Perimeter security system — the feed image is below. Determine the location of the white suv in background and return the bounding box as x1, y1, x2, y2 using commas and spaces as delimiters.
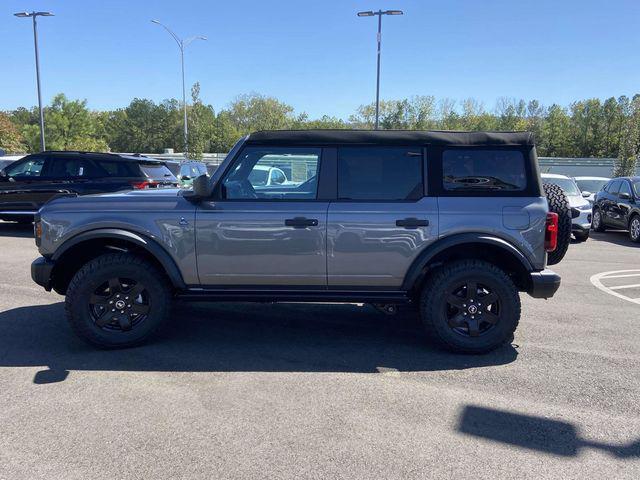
573, 176, 610, 206
542, 173, 592, 242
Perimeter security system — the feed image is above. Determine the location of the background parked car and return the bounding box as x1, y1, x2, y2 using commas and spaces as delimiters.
541, 173, 592, 242
592, 176, 640, 242
177, 161, 208, 187
573, 176, 610, 206
0, 151, 178, 223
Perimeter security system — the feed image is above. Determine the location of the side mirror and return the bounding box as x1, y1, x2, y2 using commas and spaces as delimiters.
191, 174, 211, 198
581, 191, 591, 198
619, 192, 632, 200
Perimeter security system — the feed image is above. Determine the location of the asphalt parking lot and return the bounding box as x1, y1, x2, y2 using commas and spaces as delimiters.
0, 222, 638, 479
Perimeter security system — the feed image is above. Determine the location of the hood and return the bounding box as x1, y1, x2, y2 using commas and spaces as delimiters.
41, 188, 187, 213
566, 194, 590, 209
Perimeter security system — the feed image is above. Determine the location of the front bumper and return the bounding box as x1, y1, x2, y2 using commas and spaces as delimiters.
527, 269, 561, 299
31, 256, 54, 291
571, 208, 592, 232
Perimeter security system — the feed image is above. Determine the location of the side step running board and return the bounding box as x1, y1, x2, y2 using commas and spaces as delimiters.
177, 288, 411, 304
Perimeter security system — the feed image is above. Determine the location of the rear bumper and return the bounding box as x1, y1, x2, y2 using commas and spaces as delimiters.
31, 256, 54, 291
527, 269, 561, 299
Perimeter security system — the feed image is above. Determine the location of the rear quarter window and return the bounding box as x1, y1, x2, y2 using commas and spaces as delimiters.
442, 149, 526, 192
139, 163, 177, 181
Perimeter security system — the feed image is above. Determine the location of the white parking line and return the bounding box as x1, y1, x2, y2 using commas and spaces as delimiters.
609, 283, 640, 290
601, 273, 640, 279
590, 270, 640, 305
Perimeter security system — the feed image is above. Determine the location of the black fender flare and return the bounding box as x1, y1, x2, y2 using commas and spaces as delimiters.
402, 233, 534, 291
52, 228, 187, 290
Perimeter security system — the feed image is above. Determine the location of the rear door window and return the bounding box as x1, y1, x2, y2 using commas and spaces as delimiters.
337, 147, 423, 200
442, 149, 526, 192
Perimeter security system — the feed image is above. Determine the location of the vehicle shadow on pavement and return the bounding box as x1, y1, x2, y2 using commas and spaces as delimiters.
458, 405, 640, 458
0, 222, 33, 238
590, 230, 640, 248
0, 301, 517, 383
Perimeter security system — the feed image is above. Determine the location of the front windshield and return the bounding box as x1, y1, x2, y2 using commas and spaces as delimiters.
575, 179, 608, 193
542, 177, 581, 196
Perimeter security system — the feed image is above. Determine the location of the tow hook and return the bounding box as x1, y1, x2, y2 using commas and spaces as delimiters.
373, 304, 398, 315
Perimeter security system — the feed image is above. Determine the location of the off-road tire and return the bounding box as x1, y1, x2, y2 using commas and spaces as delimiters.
543, 182, 571, 265
592, 208, 606, 232
420, 260, 521, 354
65, 252, 172, 348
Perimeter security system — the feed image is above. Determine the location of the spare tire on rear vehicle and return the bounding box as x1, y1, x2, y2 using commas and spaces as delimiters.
543, 182, 571, 266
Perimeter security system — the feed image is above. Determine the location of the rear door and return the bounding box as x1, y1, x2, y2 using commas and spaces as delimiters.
196, 146, 328, 286
327, 146, 438, 287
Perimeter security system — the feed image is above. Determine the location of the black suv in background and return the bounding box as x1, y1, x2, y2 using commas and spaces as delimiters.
592, 176, 640, 242
0, 151, 178, 223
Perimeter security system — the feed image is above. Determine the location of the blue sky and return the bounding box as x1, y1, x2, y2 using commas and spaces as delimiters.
2, 0, 639, 119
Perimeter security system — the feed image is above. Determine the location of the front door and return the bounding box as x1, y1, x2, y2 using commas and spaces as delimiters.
196, 146, 328, 286
0, 155, 49, 214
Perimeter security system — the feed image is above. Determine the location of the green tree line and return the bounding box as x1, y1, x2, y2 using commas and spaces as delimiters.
2, 89, 639, 174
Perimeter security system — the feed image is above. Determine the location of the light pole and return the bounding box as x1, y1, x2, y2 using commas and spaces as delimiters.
14, 11, 54, 152
357, 10, 403, 130
152, 20, 206, 158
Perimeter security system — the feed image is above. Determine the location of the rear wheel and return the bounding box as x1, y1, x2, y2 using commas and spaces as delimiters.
543, 183, 571, 265
420, 260, 520, 354
65, 252, 172, 348
592, 208, 606, 232
629, 215, 640, 243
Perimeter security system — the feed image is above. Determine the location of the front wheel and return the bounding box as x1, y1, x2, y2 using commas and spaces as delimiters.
420, 260, 521, 354
592, 209, 606, 232
629, 215, 640, 243
65, 252, 172, 348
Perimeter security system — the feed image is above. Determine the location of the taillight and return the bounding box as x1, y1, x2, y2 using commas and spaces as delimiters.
130, 181, 158, 189
545, 212, 558, 252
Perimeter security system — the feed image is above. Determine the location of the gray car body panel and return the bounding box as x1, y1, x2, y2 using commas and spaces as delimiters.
37, 188, 199, 285
36, 132, 552, 295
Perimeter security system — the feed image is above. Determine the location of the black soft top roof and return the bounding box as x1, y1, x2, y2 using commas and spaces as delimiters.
246, 129, 534, 147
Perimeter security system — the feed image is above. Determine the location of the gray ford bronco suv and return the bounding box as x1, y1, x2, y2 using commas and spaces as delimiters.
31, 130, 563, 353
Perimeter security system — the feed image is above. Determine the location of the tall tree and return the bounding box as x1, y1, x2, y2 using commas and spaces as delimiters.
0, 112, 25, 153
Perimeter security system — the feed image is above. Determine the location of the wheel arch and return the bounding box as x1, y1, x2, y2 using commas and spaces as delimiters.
50, 229, 186, 294
402, 233, 534, 294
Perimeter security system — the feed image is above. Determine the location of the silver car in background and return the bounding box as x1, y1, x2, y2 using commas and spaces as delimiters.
542, 173, 592, 242
573, 176, 610, 206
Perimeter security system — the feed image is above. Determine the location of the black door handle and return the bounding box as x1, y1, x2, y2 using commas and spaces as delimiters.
396, 217, 429, 228
285, 217, 319, 228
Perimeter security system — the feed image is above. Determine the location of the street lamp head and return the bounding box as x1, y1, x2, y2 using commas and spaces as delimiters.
14, 11, 54, 17
198, 36, 207, 41
357, 11, 374, 17
151, 19, 160, 24
383, 10, 404, 15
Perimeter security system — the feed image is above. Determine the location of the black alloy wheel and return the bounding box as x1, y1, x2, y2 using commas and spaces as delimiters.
445, 280, 500, 337
88, 277, 151, 332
